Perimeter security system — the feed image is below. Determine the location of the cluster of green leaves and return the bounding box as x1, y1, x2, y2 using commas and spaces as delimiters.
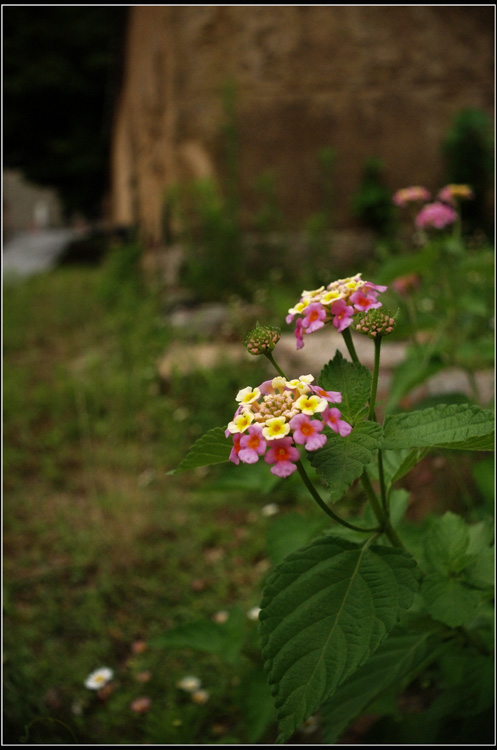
377, 236, 494, 410
173, 349, 494, 743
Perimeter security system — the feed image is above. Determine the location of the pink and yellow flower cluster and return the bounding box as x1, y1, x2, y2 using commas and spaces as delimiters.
226, 375, 351, 478
286, 274, 387, 349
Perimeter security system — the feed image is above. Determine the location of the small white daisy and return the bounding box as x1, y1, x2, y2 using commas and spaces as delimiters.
84, 667, 114, 690
261, 503, 279, 517
176, 675, 202, 693
247, 606, 261, 621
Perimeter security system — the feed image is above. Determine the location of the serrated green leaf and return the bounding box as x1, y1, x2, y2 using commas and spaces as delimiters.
466, 520, 494, 553
170, 426, 231, 474
320, 631, 437, 743
424, 512, 470, 575
259, 536, 419, 743
318, 351, 371, 424
152, 606, 246, 665
420, 574, 482, 628
309, 421, 383, 502
463, 546, 495, 589
382, 404, 494, 452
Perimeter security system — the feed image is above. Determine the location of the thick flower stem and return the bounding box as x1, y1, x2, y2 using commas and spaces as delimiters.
340, 327, 360, 365
360, 472, 403, 548
296, 460, 379, 534
367, 336, 389, 512
264, 351, 287, 379
368, 336, 382, 421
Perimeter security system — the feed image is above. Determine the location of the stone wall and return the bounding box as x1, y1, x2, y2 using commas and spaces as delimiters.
109, 6, 494, 244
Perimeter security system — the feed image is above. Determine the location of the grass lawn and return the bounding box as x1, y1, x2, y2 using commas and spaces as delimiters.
3, 245, 332, 744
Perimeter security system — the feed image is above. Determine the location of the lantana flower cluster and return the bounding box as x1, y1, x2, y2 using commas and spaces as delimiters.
415, 201, 458, 231
393, 183, 473, 231
226, 375, 351, 478
286, 274, 387, 349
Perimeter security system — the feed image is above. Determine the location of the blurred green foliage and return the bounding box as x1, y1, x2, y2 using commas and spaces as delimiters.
351, 156, 396, 238
441, 108, 494, 234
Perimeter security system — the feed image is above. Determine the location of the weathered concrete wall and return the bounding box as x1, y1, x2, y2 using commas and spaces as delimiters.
109, 6, 494, 243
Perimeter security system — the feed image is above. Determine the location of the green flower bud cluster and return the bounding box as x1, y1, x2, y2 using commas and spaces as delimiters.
243, 324, 281, 355
354, 309, 396, 339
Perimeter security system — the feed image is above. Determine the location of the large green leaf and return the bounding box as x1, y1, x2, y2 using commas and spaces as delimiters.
320, 631, 439, 743
318, 351, 371, 424
309, 421, 383, 502
259, 536, 419, 743
382, 404, 494, 452
169, 426, 231, 474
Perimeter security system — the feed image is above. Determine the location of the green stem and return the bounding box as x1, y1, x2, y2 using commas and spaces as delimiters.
368, 336, 382, 421
378, 452, 389, 513
360, 472, 404, 548
367, 336, 389, 512
341, 327, 360, 365
264, 351, 287, 379
297, 460, 379, 533
466, 368, 481, 404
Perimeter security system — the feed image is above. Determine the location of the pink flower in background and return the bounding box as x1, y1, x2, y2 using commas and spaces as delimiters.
392, 273, 420, 297
130, 696, 152, 713
265, 437, 300, 477
289, 414, 327, 451
322, 407, 353, 437
393, 186, 431, 207
438, 184, 474, 205
415, 201, 458, 230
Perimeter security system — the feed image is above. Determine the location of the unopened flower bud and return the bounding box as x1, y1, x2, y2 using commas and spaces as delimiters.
354, 309, 397, 339
243, 324, 281, 355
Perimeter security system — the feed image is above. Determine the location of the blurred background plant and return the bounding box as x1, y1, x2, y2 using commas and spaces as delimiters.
441, 107, 494, 236
375, 183, 494, 413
